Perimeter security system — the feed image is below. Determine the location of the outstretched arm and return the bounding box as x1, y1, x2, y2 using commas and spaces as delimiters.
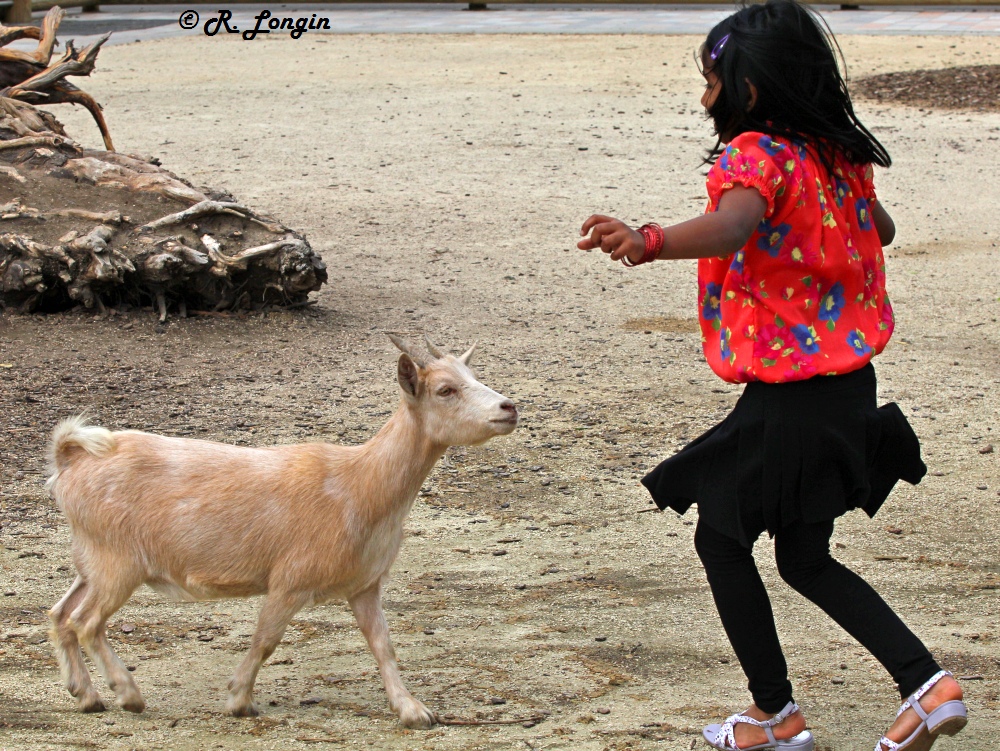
578, 185, 767, 264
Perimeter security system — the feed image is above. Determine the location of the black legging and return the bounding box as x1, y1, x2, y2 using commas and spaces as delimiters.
694, 517, 940, 713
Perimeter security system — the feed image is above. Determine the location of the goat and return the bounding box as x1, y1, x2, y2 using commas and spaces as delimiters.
44, 335, 518, 728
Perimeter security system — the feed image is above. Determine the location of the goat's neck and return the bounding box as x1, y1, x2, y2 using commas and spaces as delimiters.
353, 402, 445, 517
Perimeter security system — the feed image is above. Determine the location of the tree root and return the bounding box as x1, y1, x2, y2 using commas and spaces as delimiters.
1, 199, 124, 223
142, 200, 287, 234
0, 134, 71, 151
63, 156, 208, 204
0, 165, 25, 182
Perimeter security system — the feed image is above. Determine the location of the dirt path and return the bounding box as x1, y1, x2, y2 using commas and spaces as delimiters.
1, 33, 998, 751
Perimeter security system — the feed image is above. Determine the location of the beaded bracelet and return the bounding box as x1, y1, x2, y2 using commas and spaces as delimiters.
622, 223, 664, 267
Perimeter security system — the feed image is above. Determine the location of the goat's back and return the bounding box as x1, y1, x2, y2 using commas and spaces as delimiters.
47, 419, 368, 599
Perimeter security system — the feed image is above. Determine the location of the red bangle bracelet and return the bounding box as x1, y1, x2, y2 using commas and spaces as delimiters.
622, 223, 664, 267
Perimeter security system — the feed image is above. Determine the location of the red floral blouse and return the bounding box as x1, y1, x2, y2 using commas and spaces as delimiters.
698, 132, 894, 384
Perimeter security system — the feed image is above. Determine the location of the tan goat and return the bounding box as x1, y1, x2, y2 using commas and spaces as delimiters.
44, 335, 518, 728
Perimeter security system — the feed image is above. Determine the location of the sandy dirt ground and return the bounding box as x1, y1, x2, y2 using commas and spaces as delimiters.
2, 31, 999, 751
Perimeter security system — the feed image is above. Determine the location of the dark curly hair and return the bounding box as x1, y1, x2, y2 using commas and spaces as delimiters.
701, 0, 890, 169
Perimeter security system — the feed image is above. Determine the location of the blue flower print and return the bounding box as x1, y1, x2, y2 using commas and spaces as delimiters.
757, 220, 791, 257
855, 198, 873, 230
702, 283, 723, 323
720, 327, 734, 362
834, 176, 851, 208
758, 136, 785, 156
729, 249, 745, 274
818, 282, 845, 324
791, 324, 821, 355
718, 147, 734, 172
847, 329, 872, 357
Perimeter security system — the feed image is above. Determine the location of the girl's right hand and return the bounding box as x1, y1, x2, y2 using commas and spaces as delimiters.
578, 215, 645, 265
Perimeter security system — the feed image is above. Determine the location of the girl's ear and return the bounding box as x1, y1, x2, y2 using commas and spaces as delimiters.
745, 79, 759, 112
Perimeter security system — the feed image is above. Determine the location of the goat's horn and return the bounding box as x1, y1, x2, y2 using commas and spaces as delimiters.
387, 333, 428, 367
424, 335, 445, 360
458, 341, 477, 365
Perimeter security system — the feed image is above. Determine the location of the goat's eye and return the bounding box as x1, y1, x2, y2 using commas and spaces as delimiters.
437, 386, 455, 397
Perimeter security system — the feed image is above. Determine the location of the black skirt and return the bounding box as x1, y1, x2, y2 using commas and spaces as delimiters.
640, 364, 927, 547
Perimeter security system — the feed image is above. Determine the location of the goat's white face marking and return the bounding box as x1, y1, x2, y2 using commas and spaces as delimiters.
413, 356, 517, 447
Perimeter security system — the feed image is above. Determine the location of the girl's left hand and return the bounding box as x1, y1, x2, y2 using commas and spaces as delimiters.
578, 215, 645, 264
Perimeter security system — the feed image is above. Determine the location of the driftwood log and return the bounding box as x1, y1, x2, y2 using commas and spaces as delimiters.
0, 8, 328, 319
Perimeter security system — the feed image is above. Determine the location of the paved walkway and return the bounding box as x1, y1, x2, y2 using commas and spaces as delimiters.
8, 3, 1000, 48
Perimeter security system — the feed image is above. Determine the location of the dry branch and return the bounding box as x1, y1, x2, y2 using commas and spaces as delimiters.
0, 134, 68, 151
0, 8, 113, 150
4, 35, 110, 98
141, 200, 285, 234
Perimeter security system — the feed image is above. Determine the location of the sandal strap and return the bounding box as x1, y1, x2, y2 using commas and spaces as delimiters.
896, 670, 951, 720
762, 701, 800, 727
713, 703, 800, 749
875, 735, 901, 751
715, 714, 764, 749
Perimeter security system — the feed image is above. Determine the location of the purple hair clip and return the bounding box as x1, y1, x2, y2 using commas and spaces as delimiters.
710, 33, 731, 61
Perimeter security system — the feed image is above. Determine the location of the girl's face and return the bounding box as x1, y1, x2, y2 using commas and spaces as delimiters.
701, 65, 722, 112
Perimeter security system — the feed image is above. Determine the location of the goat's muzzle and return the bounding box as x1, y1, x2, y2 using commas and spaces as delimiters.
489, 400, 519, 432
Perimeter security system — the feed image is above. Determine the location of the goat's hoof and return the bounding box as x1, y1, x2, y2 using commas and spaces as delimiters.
398, 699, 436, 729
227, 700, 260, 717
119, 696, 145, 713
79, 694, 106, 713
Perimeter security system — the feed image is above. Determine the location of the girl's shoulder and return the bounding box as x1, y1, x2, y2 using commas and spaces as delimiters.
708, 132, 811, 216
721, 131, 809, 160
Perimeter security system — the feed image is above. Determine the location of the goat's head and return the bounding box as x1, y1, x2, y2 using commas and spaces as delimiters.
388, 334, 518, 447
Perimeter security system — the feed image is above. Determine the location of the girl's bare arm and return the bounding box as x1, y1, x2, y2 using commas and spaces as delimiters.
578, 185, 767, 264
872, 200, 895, 246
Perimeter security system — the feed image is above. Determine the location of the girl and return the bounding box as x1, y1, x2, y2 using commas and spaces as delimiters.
577, 2, 968, 750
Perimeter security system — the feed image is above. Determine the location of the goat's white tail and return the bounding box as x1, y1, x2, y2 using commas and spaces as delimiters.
47, 416, 115, 476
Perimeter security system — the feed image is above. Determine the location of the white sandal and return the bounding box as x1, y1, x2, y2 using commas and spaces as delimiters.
703, 701, 815, 750
874, 670, 968, 751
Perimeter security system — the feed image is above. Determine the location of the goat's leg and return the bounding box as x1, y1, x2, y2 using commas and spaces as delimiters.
69, 573, 145, 713
349, 583, 436, 729
226, 590, 308, 717
49, 577, 103, 712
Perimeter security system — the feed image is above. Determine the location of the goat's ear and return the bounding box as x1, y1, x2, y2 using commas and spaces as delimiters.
458, 341, 478, 365
397, 354, 421, 397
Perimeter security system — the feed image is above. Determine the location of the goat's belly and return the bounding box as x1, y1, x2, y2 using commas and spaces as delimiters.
146, 575, 267, 602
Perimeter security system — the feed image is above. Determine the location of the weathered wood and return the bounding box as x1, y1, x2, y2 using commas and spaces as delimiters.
0, 8, 327, 318
0, 124, 328, 316
0, 7, 63, 68
1, 9, 115, 150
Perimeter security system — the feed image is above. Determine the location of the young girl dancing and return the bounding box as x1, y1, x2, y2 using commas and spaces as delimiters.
577, 2, 968, 750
